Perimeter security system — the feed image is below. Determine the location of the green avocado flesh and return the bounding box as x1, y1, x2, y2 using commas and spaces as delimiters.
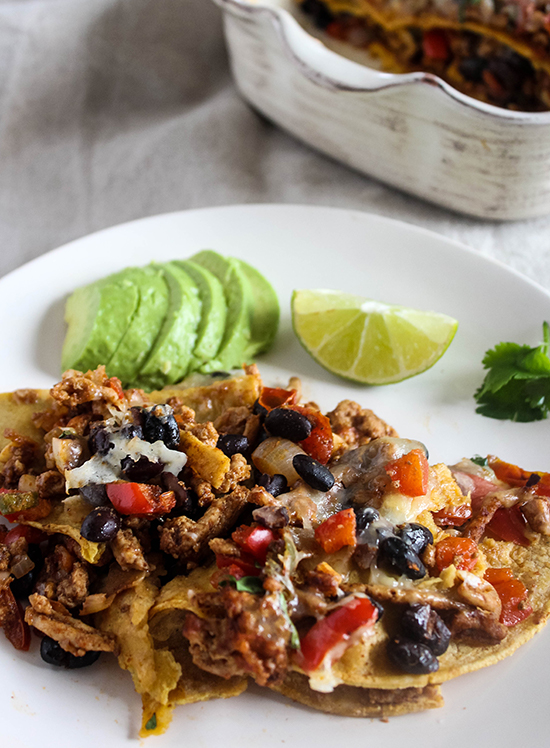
61, 277, 139, 373
235, 258, 280, 358
135, 263, 202, 390
61, 251, 279, 390
189, 250, 252, 373
105, 266, 169, 388
174, 260, 227, 370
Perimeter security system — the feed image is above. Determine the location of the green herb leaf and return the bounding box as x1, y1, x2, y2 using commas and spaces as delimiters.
470, 455, 488, 467
145, 714, 157, 731
474, 323, 550, 422
235, 576, 264, 594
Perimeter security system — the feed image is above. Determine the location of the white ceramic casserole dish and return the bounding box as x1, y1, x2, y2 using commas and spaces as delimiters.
214, 0, 550, 220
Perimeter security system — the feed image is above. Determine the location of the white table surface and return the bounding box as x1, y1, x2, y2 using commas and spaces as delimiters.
0, 0, 549, 291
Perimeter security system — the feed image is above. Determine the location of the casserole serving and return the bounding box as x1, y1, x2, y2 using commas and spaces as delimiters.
214, 0, 550, 220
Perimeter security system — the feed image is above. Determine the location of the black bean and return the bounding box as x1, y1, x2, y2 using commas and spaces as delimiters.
301, 0, 334, 29
401, 604, 451, 656
162, 414, 181, 450
119, 423, 143, 440
80, 507, 121, 543
142, 410, 165, 444
386, 636, 439, 674
88, 426, 113, 456
120, 455, 163, 482
458, 56, 486, 82
398, 523, 433, 555
40, 636, 101, 669
161, 472, 189, 506
79, 484, 109, 507
252, 505, 290, 529
265, 408, 312, 442
217, 434, 250, 457
378, 536, 426, 580
252, 399, 268, 421
258, 472, 288, 498
10, 544, 43, 599
143, 407, 180, 449
354, 506, 380, 533
165, 485, 201, 521
292, 454, 335, 492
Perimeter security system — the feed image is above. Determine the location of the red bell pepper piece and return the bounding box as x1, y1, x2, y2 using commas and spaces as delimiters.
4, 498, 52, 524
385, 449, 429, 497
5, 525, 47, 546
315, 508, 357, 554
215, 554, 260, 578
486, 504, 530, 547
232, 524, 276, 564
422, 29, 450, 60
435, 536, 478, 572
258, 387, 298, 411
484, 568, 532, 626
106, 483, 175, 516
433, 503, 472, 527
291, 406, 333, 465
0, 586, 31, 651
298, 597, 379, 673
488, 457, 537, 487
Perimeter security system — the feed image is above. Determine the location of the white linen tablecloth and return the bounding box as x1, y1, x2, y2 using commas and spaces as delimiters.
0, 0, 549, 290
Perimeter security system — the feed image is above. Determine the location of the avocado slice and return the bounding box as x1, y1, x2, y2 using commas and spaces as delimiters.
189, 250, 252, 372
105, 266, 170, 388
174, 260, 227, 370
234, 258, 279, 358
61, 277, 139, 374
135, 263, 201, 390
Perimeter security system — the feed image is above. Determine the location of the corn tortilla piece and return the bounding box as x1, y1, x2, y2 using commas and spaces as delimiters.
95, 576, 182, 705
23, 495, 104, 564
272, 672, 443, 717
149, 369, 261, 423
179, 431, 230, 489
0, 390, 51, 452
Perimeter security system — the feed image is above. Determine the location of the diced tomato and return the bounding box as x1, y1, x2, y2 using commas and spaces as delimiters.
315, 509, 357, 554
0, 586, 30, 651
291, 406, 333, 465
385, 449, 429, 497
5, 525, 47, 546
258, 387, 298, 411
232, 524, 276, 564
488, 457, 536, 487
433, 503, 472, 527
435, 536, 478, 572
106, 483, 176, 516
486, 504, 530, 547
215, 553, 260, 578
484, 568, 532, 626
108, 377, 125, 400
297, 597, 379, 673
422, 29, 450, 60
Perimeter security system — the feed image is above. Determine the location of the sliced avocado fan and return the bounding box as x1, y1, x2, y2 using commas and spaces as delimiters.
104, 266, 169, 388
61, 277, 139, 373
135, 263, 201, 390
189, 250, 252, 372
174, 259, 227, 371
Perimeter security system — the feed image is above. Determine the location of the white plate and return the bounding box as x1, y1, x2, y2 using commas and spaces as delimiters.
1, 204, 549, 748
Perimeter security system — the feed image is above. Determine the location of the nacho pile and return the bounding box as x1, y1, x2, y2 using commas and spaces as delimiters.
0, 366, 550, 735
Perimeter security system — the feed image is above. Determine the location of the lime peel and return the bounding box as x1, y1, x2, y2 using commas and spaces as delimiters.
292, 289, 458, 385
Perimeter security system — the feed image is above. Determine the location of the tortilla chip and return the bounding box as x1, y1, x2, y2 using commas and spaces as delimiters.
149, 371, 261, 423
0, 390, 51, 452
272, 672, 443, 717
23, 495, 105, 563
178, 432, 230, 489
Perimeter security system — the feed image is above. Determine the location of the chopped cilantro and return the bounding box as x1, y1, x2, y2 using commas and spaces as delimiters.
474, 322, 550, 422
220, 575, 264, 594
145, 714, 157, 731
470, 455, 488, 467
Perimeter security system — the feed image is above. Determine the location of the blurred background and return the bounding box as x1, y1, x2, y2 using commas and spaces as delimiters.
0, 0, 549, 287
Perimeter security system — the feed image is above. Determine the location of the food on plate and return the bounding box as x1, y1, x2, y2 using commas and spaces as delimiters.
1, 366, 550, 736
292, 289, 458, 383
475, 321, 550, 422
297, 0, 550, 111
61, 252, 279, 388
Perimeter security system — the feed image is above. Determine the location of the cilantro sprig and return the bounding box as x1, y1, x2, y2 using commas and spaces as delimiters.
474, 322, 550, 422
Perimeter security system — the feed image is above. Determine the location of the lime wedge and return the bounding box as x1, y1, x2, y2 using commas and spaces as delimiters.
292, 289, 458, 384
